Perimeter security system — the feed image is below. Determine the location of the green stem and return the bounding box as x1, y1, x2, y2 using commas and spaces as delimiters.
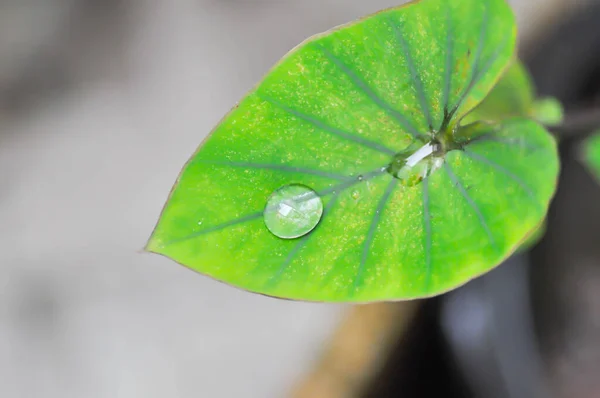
552, 105, 600, 140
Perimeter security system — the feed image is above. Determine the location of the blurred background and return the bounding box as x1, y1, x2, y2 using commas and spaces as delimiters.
0, 1, 598, 397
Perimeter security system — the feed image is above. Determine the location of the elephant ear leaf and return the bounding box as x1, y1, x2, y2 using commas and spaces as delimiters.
146, 0, 560, 302
463, 60, 563, 250
583, 132, 600, 183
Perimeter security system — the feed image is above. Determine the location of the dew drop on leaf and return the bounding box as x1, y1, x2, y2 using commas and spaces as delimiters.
263, 184, 324, 239
387, 142, 443, 186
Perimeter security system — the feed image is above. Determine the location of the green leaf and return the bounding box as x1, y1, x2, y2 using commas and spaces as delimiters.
517, 219, 546, 253
583, 132, 600, 182
463, 60, 561, 252
531, 98, 564, 126
147, 0, 559, 302
462, 60, 533, 124
463, 59, 564, 126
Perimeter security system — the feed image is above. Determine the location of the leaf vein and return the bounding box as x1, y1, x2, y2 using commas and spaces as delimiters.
441, 2, 454, 129
466, 133, 544, 153
259, 93, 398, 156
352, 178, 398, 294
166, 166, 388, 246
196, 160, 352, 181
314, 43, 424, 139
386, 16, 434, 132
462, 150, 539, 204
444, 162, 498, 252
166, 212, 264, 245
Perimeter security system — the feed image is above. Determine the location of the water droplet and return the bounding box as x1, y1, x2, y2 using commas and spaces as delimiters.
387, 141, 444, 186
264, 184, 323, 239
357, 175, 364, 181
351, 190, 360, 200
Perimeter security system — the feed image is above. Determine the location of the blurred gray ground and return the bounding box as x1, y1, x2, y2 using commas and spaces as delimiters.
0, 0, 581, 397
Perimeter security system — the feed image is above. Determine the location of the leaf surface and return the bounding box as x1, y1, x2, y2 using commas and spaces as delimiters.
146, 0, 559, 301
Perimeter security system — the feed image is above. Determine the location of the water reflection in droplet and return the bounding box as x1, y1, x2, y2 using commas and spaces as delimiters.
264, 184, 323, 239
387, 141, 444, 186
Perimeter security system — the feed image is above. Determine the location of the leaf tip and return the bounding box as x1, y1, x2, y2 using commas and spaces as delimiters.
143, 235, 163, 255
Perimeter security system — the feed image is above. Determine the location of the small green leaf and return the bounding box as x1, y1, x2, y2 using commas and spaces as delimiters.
531, 98, 564, 127
462, 60, 533, 124
583, 132, 600, 182
147, 0, 560, 302
463, 60, 564, 126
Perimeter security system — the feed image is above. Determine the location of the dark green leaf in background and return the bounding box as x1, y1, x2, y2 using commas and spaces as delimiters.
583, 132, 600, 183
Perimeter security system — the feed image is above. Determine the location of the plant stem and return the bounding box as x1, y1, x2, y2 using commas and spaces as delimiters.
552, 105, 600, 140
